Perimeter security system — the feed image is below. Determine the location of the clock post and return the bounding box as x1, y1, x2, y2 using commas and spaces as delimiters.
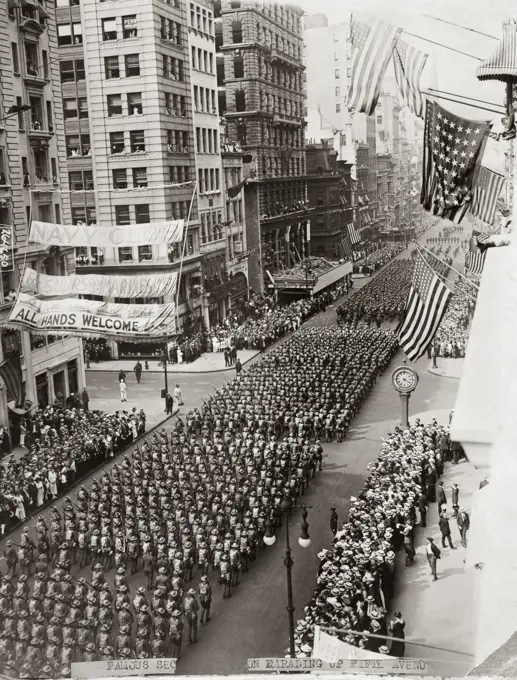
391, 361, 419, 430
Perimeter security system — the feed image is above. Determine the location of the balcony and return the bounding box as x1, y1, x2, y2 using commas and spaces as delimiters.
200, 237, 226, 256
270, 48, 301, 69
272, 113, 302, 127
23, 67, 48, 88
28, 123, 53, 141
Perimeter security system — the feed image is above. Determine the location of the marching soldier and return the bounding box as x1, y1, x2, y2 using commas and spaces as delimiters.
142, 550, 155, 590
168, 609, 183, 660
183, 588, 199, 644
199, 575, 212, 624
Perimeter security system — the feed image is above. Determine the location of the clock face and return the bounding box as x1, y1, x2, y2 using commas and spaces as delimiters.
393, 367, 417, 392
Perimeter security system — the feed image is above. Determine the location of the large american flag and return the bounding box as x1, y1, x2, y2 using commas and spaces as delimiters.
348, 223, 361, 244
421, 100, 491, 223
393, 39, 428, 119
397, 253, 453, 361
469, 166, 506, 225
348, 16, 402, 116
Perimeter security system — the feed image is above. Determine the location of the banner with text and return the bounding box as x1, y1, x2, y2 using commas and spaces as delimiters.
6, 293, 177, 342
22, 268, 178, 299
313, 627, 391, 662
30, 220, 184, 247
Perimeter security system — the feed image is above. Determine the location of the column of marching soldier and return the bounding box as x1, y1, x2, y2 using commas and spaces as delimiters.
0, 321, 400, 679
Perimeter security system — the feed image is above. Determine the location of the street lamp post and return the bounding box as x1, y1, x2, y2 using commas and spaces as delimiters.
264, 502, 311, 658
162, 342, 169, 410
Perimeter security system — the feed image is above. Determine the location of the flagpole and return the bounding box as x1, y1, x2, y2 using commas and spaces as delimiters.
422, 91, 504, 116
402, 31, 484, 61
416, 242, 480, 290
421, 15, 498, 40
426, 88, 505, 112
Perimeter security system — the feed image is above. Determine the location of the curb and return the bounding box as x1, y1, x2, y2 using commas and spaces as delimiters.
86, 351, 260, 375
427, 364, 462, 380
0, 406, 179, 543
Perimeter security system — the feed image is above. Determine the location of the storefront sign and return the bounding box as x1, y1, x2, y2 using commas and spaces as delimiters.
72, 658, 176, 678
0, 225, 14, 272
30, 220, 184, 247
7, 293, 177, 342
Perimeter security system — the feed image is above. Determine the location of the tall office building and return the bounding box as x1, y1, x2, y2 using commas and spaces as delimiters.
0, 0, 85, 439
304, 15, 379, 241
217, 0, 308, 292
56, 0, 207, 353
188, 0, 228, 326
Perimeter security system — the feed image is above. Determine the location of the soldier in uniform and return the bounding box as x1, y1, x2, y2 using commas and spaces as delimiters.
182, 588, 199, 644
199, 575, 212, 624
142, 550, 155, 590
115, 624, 132, 658
82, 643, 97, 663
168, 609, 183, 660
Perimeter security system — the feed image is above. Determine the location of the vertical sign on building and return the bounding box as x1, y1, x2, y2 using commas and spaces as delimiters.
0, 225, 14, 272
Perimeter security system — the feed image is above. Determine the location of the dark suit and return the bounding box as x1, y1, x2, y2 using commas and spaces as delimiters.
436, 485, 447, 507
457, 511, 470, 547
451, 486, 459, 517
438, 516, 454, 549
426, 542, 441, 580
418, 493, 428, 527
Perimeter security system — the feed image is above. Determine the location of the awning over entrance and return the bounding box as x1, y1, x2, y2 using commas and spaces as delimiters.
312, 261, 352, 295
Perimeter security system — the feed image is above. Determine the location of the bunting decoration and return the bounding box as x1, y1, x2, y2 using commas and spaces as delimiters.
30, 220, 185, 247
348, 16, 402, 115
0, 353, 25, 409
6, 293, 178, 343
227, 177, 248, 199
348, 223, 361, 245
421, 101, 491, 223
22, 269, 179, 299
339, 233, 354, 261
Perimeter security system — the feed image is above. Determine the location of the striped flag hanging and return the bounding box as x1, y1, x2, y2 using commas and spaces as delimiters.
348, 223, 361, 245
348, 16, 403, 116
340, 232, 354, 261
465, 230, 492, 275
393, 39, 428, 119
469, 166, 506, 226
0, 353, 25, 408
397, 253, 453, 361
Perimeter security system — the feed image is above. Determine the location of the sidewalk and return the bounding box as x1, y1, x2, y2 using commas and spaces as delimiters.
390, 406, 482, 677
427, 357, 464, 379
86, 349, 259, 374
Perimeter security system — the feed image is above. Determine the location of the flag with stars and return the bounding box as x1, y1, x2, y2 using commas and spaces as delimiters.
396, 252, 453, 361
421, 100, 491, 224
348, 16, 402, 115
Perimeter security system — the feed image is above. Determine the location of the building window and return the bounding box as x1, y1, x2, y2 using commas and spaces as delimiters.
110, 131, 125, 154
11, 44, 19, 74
115, 205, 131, 224
72, 23, 82, 44
71, 207, 86, 224
377, 115, 383, 124
234, 54, 244, 78
236, 123, 246, 146
347, 68, 352, 77
235, 89, 245, 112
118, 247, 133, 262
122, 15, 137, 39
232, 20, 242, 43
336, 103, 341, 113
25, 43, 39, 75
334, 33, 339, 43
66, 135, 90, 157
130, 130, 145, 153
334, 51, 339, 61
78, 98, 89, 118
105, 56, 120, 79
102, 18, 117, 41
138, 245, 152, 262
63, 98, 78, 119
133, 167, 147, 188
60, 59, 84, 83
231, 0, 241, 7
125, 54, 140, 77
107, 94, 122, 116
335, 86, 340, 97
135, 204, 149, 223
69, 171, 93, 191
57, 23, 73, 46
335, 69, 340, 79
113, 169, 128, 189
125, 92, 142, 116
